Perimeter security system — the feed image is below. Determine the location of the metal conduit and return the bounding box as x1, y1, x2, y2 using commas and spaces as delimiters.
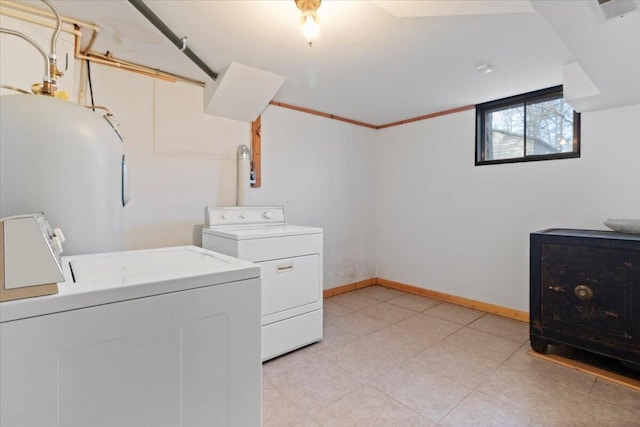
127, 0, 218, 81
41, 0, 61, 57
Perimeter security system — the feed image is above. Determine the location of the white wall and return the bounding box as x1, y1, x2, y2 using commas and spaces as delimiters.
376, 104, 640, 312
248, 106, 377, 289
79, 68, 378, 288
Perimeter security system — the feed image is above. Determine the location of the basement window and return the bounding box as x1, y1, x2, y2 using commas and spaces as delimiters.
475, 86, 580, 166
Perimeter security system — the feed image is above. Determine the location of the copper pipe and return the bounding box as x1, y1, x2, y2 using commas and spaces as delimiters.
0, 84, 31, 94
0, 0, 99, 31
73, 30, 204, 86
83, 105, 111, 114
81, 28, 99, 56
0, 7, 78, 35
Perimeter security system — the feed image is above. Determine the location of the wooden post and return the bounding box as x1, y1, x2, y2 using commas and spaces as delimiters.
251, 115, 261, 188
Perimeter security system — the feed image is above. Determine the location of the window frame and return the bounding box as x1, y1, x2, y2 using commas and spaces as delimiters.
475, 85, 581, 166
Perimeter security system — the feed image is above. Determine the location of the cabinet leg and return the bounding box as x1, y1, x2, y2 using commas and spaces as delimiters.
530, 336, 549, 354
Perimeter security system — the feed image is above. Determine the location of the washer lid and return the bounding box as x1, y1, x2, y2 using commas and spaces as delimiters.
203, 224, 322, 240
0, 246, 259, 322
69, 246, 244, 283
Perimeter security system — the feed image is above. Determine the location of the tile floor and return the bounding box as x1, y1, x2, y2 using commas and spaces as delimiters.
262, 286, 640, 427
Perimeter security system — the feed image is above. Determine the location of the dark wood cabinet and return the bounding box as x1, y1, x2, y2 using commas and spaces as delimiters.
530, 229, 640, 368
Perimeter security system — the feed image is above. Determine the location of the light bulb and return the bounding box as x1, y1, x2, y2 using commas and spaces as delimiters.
302, 15, 318, 46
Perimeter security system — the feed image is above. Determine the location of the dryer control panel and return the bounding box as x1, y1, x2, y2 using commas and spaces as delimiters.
205, 206, 286, 227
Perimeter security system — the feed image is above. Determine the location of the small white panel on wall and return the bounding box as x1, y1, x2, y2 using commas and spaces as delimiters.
154, 80, 249, 157
563, 61, 601, 112
204, 62, 286, 122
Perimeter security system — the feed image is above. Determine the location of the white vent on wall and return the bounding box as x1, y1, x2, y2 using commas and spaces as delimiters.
592, 0, 638, 22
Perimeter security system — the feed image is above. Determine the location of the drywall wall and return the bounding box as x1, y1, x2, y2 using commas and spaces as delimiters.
376, 104, 640, 312
247, 106, 378, 288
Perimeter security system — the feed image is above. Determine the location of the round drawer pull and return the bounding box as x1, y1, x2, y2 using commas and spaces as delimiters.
574, 285, 593, 300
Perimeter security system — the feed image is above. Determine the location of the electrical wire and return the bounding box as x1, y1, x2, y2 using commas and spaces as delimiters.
86, 59, 95, 112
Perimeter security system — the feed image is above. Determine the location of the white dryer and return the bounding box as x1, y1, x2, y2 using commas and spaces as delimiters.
0, 246, 262, 427
202, 206, 323, 361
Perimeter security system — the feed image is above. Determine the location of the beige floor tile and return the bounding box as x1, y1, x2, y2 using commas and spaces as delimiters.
504, 342, 596, 394
307, 324, 356, 354
425, 302, 485, 326
329, 311, 389, 336
263, 346, 318, 379
468, 313, 529, 343
329, 292, 379, 311
263, 378, 305, 427
590, 378, 640, 417
323, 300, 353, 321
575, 396, 640, 427
359, 301, 416, 323
438, 391, 546, 427
443, 327, 521, 364
397, 313, 462, 341
312, 384, 432, 427
293, 418, 322, 427
411, 342, 501, 387
263, 288, 634, 426
360, 325, 438, 360
266, 351, 358, 415
387, 294, 441, 312
354, 285, 406, 301
314, 337, 402, 384
478, 365, 589, 425
373, 362, 474, 423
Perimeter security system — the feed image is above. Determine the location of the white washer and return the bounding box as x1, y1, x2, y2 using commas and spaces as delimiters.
0, 246, 261, 427
202, 206, 323, 361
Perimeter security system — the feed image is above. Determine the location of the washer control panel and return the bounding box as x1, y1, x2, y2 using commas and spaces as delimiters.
205, 206, 286, 227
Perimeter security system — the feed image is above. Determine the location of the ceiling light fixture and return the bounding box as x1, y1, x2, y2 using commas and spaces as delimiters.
295, 0, 321, 47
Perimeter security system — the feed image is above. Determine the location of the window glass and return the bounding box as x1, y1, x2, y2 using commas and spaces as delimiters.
475, 86, 580, 166
525, 97, 575, 155
484, 104, 524, 161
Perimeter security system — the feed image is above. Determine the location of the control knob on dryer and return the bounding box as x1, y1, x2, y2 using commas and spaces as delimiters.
263, 211, 272, 220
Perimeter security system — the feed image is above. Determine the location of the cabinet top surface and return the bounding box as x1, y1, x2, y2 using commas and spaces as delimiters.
532, 228, 640, 241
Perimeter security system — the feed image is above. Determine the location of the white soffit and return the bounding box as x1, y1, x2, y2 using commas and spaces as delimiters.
371, 0, 535, 17
532, 0, 640, 112
563, 62, 601, 113
204, 62, 286, 123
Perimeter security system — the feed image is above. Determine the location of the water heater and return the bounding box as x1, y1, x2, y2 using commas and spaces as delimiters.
0, 94, 127, 255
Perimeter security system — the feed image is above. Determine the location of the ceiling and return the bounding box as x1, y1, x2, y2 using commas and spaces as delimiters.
18, 0, 640, 125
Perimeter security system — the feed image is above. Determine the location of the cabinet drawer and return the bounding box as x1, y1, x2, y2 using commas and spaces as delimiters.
260, 255, 321, 316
